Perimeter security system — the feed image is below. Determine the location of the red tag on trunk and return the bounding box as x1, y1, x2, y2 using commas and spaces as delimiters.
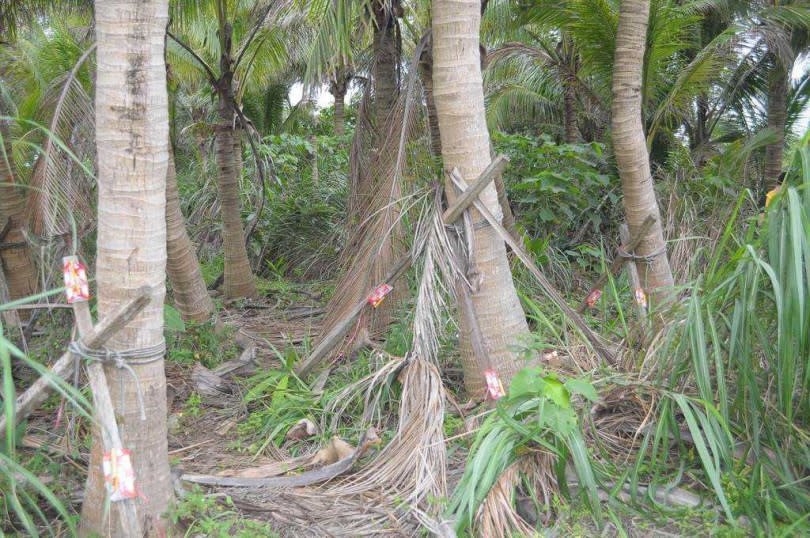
102, 448, 137, 501
484, 368, 505, 400
62, 255, 90, 303
585, 289, 602, 308
634, 287, 648, 309
367, 283, 393, 308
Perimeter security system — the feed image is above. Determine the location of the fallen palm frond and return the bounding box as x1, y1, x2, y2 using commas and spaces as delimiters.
214, 354, 448, 536
476, 451, 556, 538
410, 187, 468, 366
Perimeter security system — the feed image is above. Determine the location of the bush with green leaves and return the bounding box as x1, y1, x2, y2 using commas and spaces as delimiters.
493, 132, 621, 264
248, 133, 348, 280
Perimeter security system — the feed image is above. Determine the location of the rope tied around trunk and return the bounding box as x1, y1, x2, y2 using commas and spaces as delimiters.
68, 340, 165, 421
617, 244, 667, 264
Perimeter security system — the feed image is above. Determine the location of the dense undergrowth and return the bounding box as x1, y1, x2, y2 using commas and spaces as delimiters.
2, 122, 809, 535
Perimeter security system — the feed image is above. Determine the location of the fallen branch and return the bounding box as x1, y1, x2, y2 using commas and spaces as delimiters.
0, 287, 152, 432
181, 428, 380, 488
72, 298, 143, 536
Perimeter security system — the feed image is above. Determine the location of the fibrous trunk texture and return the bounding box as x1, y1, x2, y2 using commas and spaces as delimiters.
432, 0, 531, 396
764, 61, 787, 191
216, 95, 256, 299
563, 79, 578, 144
82, 0, 172, 534
418, 42, 443, 159
373, 0, 399, 136
0, 119, 38, 316
330, 71, 349, 136
166, 148, 214, 321
610, 0, 674, 306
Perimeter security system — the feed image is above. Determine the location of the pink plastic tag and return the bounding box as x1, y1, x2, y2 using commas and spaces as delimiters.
102, 448, 137, 501
634, 287, 648, 309
367, 283, 393, 308
484, 368, 505, 400
62, 256, 90, 303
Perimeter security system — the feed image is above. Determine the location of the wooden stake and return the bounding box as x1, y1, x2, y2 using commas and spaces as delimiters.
0, 288, 152, 431
449, 171, 616, 365
577, 215, 655, 313
72, 299, 143, 536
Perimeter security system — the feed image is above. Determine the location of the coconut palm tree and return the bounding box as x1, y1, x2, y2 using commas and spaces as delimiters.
611, 0, 674, 304
168, 0, 303, 299
166, 146, 215, 321
80, 0, 172, 533
432, 0, 531, 395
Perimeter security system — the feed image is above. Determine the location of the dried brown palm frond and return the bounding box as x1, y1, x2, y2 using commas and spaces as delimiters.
320, 38, 435, 345
476, 451, 556, 538
333, 356, 446, 506
411, 188, 468, 366
229, 355, 449, 536
322, 350, 406, 432
25, 46, 96, 238
587, 384, 657, 461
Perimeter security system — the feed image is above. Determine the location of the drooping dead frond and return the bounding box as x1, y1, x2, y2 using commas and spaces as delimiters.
26, 46, 96, 238
322, 350, 406, 432
411, 188, 468, 366
476, 451, 556, 538
319, 37, 435, 347
333, 356, 446, 506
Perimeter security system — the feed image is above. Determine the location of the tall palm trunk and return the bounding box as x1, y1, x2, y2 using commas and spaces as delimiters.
334, 89, 347, 136
0, 118, 37, 315
563, 79, 578, 144
432, 0, 531, 396
610, 0, 674, 305
215, 93, 256, 299
764, 61, 788, 191
214, 22, 256, 300
82, 0, 172, 534
418, 47, 443, 158
166, 148, 214, 321
330, 68, 349, 136
372, 1, 399, 133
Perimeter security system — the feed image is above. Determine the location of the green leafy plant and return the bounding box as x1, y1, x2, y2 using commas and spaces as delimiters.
447, 367, 601, 533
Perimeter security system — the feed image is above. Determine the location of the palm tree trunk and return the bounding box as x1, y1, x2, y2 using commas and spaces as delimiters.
764, 62, 787, 191
166, 147, 214, 321
0, 118, 38, 315
215, 95, 256, 299
432, 0, 531, 396
563, 79, 578, 144
372, 0, 399, 134
334, 94, 346, 136
610, 0, 674, 306
330, 72, 348, 136
419, 55, 443, 158
82, 0, 172, 534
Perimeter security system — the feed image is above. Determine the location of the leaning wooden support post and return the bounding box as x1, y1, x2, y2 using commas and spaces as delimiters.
295, 155, 507, 378
70, 284, 143, 536
0, 288, 152, 432
577, 215, 655, 313
449, 171, 616, 365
